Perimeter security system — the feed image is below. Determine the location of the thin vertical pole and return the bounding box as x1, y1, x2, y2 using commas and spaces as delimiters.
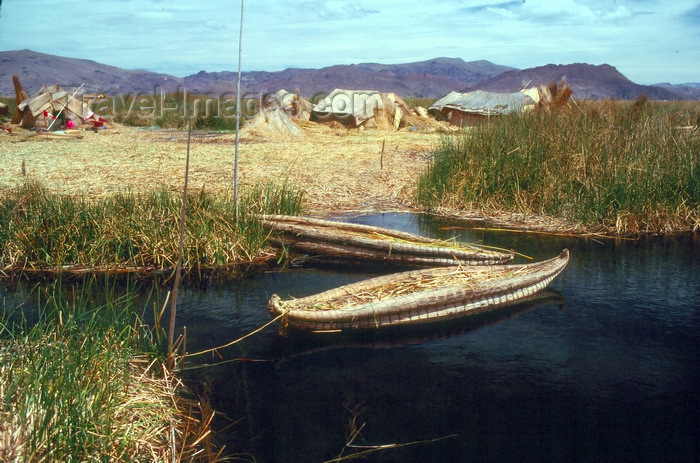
168, 114, 192, 370
48, 83, 84, 131
234, 0, 244, 218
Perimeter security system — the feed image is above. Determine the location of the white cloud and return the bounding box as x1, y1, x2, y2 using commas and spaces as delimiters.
599, 6, 635, 21
521, 0, 597, 23
298, 1, 380, 20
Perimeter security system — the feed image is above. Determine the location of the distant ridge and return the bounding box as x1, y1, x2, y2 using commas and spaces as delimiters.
185, 57, 514, 97
0, 49, 697, 100
468, 63, 680, 100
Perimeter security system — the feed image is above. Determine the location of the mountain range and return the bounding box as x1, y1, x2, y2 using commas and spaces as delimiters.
1, 49, 698, 101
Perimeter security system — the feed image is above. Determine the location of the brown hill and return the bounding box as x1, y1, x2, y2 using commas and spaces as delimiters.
469, 63, 680, 100
182, 58, 514, 98
0, 49, 181, 95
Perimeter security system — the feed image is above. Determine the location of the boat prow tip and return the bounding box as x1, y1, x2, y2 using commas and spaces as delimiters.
268, 294, 282, 315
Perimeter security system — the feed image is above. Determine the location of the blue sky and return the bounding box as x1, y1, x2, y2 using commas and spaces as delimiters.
1, 0, 698, 84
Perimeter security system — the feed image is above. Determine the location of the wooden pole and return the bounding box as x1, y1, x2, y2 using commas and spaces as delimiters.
234, 0, 244, 219
380, 139, 385, 170
168, 114, 192, 370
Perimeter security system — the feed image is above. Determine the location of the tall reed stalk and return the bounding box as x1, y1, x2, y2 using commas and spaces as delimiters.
417, 100, 700, 234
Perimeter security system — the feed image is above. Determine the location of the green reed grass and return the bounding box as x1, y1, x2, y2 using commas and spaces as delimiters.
402, 97, 436, 109
0, 280, 191, 461
0, 180, 304, 275
417, 100, 700, 234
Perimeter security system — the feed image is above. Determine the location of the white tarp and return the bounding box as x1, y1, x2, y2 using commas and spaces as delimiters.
430, 89, 539, 116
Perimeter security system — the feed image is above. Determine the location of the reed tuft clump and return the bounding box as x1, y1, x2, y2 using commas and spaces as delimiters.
417, 100, 700, 235
0, 281, 215, 462
0, 180, 305, 277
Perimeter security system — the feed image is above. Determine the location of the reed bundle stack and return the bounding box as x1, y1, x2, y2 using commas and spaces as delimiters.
11, 75, 30, 125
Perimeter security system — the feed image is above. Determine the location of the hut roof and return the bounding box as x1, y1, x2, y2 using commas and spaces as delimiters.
274, 89, 312, 120
429, 89, 539, 116
18, 84, 97, 121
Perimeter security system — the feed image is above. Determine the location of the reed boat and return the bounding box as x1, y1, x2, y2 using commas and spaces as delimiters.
268, 249, 570, 333
274, 289, 566, 358
260, 214, 514, 267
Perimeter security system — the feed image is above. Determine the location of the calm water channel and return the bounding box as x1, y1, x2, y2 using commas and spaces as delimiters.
5, 213, 700, 462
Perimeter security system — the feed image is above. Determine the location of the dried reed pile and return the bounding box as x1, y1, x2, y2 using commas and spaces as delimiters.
0, 121, 437, 215
239, 98, 304, 140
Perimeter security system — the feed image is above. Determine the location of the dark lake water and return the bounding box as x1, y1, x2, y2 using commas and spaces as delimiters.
4, 213, 700, 462
171, 213, 700, 462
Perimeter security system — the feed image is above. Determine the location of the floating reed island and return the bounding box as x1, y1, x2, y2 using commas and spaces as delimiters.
260, 214, 514, 267
268, 249, 569, 333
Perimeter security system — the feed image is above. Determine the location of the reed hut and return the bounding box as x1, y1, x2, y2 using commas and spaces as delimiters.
17, 84, 101, 129
429, 89, 540, 127
310, 88, 412, 129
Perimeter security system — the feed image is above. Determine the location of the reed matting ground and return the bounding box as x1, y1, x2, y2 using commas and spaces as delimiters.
1, 123, 435, 213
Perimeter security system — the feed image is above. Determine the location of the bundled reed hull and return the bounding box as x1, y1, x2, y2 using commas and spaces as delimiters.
268, 249, 569, 332
261, 214, 514, 266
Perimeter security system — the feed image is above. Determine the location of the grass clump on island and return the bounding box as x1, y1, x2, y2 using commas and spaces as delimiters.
417, 99, 700, 235
0, 180, 304, 277
0, 281, 219, 462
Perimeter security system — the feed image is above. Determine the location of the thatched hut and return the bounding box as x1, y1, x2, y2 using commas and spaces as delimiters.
17, 84, 101, 129
429, 89, 540, 127
310, 89, 412, 129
